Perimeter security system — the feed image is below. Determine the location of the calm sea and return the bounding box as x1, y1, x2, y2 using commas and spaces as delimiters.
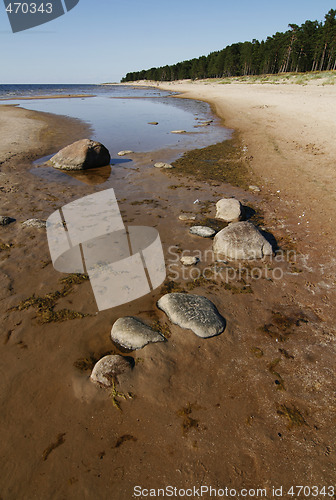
0, 84, 230, 158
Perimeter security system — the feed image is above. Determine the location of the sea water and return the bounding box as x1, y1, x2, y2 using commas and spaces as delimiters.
0, 84, 230, 158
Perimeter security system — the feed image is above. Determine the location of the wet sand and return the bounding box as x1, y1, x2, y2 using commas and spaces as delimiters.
0, 85, 335, 500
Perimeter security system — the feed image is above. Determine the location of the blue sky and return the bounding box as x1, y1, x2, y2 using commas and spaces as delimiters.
0, 0, 334, 83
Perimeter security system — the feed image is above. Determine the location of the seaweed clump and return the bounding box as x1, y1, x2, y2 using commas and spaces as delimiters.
277, 404, 307, 428
259, 311, 308, 342
10, 273, 90, 324
171, 134, 253, 189
177, 403, 199, 436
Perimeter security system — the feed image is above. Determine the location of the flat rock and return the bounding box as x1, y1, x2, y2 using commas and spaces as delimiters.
213, 221, 273, 260
154, 162, 174, 169
180, 256, 199, 266
50, 139, 110, 171
118, 150, 134, 156
215, 198, 244, 222
0, 216, 15, 226
157, 293, 226, 338
179, 214, 196, 221
249, 185, 261, 192
171, 130, 186, 134
22, 219, 46, 229
111, 316, 165, 350
190, 226, 216, 238
90, 355, 132, 388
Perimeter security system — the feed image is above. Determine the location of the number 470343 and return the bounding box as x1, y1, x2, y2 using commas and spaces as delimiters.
5, 3, 53, 14
287, 485, 335, 497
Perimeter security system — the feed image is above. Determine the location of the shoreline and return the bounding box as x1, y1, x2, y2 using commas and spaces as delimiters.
1, 85, 336, 498
0, 104, 91, 167
131, 79, 336, 263
0, 94, 95, 101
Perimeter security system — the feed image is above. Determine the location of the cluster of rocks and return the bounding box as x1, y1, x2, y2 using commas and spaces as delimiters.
29, 140, 267, 392
154, 162, 173, 169
194, 119, 213, 128
90, 196, 270, 390
179, 196, 272, 265
90, 292, 226, 389
0, 216, 46, 229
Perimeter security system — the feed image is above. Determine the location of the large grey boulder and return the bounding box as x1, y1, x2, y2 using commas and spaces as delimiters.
215, 198, 244, 222
50, 139, 110, 171
213, 221, 273, 260
90, 355, 132, 388
111, 316, 165, 350
157, 293, 226, 338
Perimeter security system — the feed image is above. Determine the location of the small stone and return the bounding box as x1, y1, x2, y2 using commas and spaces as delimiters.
178, 214, 196, 221
154, 162, 174, 169
90, 355, 132, 388
111, 316, 165, 350
148, 122, 158, 125
157, 293, 226, 338
249, 185, 261, 192
171, 130, 186, 134
118, 150, 134, 156
190, 226, 216, 238
22, 219, 46, 229
0, 216, 15, 226
215, 198, 244, 222
180, 256, 199, 266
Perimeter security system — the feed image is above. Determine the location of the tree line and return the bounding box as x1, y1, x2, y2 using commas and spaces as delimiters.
121, 10, 336, 82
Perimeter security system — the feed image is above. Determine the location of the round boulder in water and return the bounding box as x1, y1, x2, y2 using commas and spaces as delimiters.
50, 139, 111, 171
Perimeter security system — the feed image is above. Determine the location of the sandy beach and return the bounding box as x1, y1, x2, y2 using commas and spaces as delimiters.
0, 81, 335, 499
136, 79, 336, 262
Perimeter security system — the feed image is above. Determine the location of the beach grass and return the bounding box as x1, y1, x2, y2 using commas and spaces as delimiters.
203, 70, 336, 86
